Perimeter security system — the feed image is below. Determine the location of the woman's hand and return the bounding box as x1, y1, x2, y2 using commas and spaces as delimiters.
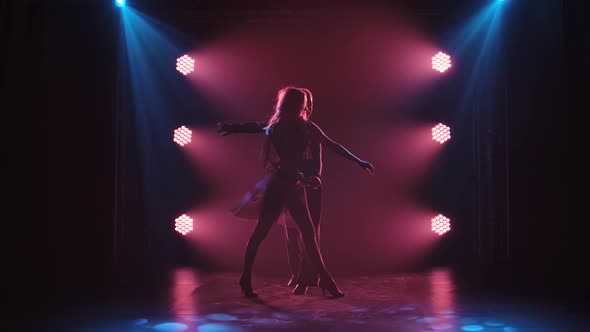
216, 122, 234, 136
358, 160, 374, 174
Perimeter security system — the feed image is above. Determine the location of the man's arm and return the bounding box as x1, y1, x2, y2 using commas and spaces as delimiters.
298, 141, 323, 189
310, 141, 323, 177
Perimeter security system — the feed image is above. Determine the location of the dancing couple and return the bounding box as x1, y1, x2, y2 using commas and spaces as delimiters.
218, 86, 373, 298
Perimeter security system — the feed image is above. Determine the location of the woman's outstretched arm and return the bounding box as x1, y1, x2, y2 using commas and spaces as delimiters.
308, 121, 374, 174
217, 121, 268, 136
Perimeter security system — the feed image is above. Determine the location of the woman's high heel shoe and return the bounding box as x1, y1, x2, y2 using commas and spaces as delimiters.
310, 274, 320, 287
318, 279, 344, 298
239, 275, 258, 298
291, 283, 309, 295
287, 274, 297, 288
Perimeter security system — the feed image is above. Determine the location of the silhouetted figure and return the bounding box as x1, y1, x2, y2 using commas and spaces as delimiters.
218, 89, 324, 295
224, 86, 373, 298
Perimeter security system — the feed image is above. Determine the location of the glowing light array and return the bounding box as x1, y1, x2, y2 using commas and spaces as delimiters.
431, 214, 451, 236
432, 123, 451, 144
175, 214, 193, 235
173, 126, 192, 146
176, 55, 195, 75
432, 52, 452, 73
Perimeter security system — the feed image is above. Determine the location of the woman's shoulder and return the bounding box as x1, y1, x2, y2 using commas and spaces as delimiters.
305, 120, 323, 135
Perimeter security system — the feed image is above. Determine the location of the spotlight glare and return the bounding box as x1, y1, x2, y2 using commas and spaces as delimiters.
175, 214, 194, 236
432, 51, 452, 73
173, 126, 192, 146
431, 214, 451, 236
115, 0, 125, 7
176, 54, 195, 75
431, 123, 451, 144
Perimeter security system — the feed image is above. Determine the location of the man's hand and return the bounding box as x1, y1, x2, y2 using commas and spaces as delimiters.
298, 172, 322, 189
305, 176, 322, 189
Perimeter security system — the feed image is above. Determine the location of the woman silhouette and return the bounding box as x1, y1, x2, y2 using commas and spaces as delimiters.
235, 86, 373, 298
218, 88, 323, 295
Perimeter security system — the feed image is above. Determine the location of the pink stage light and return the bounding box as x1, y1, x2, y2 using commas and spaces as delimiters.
173, 126, 192, 146
431, 214, 451, 236
176, 54, 195, 75
175, 214, 194, 235
432, 123, 451, 144
432, 52, 452, 73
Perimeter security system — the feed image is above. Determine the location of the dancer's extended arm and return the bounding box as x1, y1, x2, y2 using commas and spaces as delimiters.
217, 122, 267, 136
308, 121, 374, 174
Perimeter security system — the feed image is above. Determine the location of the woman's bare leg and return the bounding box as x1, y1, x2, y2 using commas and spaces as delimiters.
295, 185, 322, 285
242, 177, 285, 280
285, 185, 333, 284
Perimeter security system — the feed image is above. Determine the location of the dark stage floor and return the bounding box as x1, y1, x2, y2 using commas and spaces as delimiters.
41, 269, 587, 332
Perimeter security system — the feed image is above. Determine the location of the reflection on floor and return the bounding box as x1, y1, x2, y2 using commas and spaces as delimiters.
43, 269, 587, 331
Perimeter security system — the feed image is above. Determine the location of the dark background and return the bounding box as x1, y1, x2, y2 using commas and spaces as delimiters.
11, 0, 585, 316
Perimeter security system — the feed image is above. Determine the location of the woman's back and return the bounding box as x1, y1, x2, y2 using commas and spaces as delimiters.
267, 118, 312, 172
